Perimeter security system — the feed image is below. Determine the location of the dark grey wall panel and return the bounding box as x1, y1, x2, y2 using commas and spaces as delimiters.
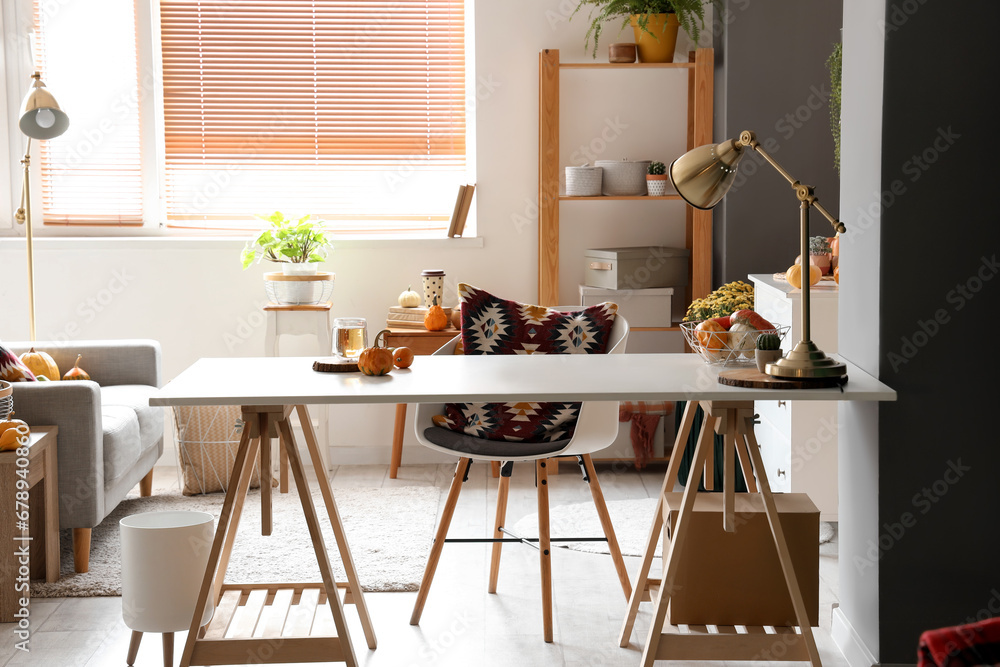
713, 0, 842, 286
877, 0, 1000, 661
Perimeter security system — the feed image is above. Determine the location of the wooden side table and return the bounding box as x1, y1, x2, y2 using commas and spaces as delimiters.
265, 302, 332, 485
382, 327, 459, 478
1, 426, 59, 622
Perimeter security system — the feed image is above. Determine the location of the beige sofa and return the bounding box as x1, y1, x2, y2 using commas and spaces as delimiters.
6, 340, 163, 572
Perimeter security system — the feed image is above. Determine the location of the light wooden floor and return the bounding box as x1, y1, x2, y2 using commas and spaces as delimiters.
2, 461, 844, 667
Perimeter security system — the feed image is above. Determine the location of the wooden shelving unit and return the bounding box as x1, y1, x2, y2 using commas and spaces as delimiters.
537, 47, 714, 310
539, 48, 714, 467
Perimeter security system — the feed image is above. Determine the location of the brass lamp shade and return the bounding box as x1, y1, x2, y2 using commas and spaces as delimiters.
18, 72, 69, 140
668, 138, 745, 210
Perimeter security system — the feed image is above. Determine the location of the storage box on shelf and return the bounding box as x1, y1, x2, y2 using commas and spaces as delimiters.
750, 273, 840, 521
583, 246, 690, 291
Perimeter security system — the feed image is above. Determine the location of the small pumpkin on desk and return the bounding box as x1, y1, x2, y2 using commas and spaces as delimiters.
358, 330, 395, 376
424, 296, 448, 331
392, 347, 414, 369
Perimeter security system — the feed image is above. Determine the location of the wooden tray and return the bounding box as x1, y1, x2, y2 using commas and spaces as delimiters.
312, 358, 359, 373
718, 368, 847, 389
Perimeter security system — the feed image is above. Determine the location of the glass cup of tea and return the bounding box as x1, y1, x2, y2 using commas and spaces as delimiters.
332, 317, 367, 360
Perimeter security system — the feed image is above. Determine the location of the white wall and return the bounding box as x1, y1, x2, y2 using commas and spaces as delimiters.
0, 1, 711, 464
835, 0, 884, 661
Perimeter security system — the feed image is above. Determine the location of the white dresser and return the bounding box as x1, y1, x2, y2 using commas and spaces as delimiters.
750, 274, 839, 521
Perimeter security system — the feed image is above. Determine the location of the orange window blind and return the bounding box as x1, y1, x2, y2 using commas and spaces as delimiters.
159, 0, 467, 231
33, 0, 145, 225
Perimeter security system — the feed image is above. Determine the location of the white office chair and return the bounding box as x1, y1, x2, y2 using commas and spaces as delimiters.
409, 313, 631, 642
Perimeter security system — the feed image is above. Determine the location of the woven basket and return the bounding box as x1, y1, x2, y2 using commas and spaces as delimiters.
565, 166, 603, 196
595, 159, 652, 195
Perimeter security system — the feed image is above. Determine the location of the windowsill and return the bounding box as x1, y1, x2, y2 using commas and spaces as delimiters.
7, 235, 485, 251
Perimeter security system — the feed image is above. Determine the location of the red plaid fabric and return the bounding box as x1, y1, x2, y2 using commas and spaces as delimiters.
918, 617, 1000, 667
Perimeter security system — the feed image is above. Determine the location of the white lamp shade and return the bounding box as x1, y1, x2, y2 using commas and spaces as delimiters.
18, 74, 69, 140
120, 511, 215, 633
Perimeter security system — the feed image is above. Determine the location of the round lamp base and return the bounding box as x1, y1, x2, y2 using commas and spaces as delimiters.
765, 340, 848, 380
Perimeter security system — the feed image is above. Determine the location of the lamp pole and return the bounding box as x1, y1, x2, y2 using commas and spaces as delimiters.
15, 139, 36, 342
735, 132, 846, 379
14, 72, 70, 343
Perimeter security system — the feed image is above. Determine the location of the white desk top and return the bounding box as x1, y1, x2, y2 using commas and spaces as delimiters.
150, 354, 895, 407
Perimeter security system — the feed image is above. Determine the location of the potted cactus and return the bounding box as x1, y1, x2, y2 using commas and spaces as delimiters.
755, 333, 782, 373
647, 161, 668, 196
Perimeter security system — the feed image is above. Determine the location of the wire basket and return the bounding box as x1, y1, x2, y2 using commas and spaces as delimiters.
0, 381, 13, 422
681, 321, 790, 366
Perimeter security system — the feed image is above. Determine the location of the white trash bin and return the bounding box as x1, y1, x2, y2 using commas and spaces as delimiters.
121, 510, 215, 666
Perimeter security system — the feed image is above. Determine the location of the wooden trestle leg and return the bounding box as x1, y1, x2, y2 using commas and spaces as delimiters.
179, 405, 373, 667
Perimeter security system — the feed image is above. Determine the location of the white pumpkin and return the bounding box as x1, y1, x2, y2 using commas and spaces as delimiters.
398, 285, 421, 308
728, 322, 759, 359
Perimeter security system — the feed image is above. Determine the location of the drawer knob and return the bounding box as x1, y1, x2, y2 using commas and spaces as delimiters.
776, 468, 786, 478
777, 400, 787, 408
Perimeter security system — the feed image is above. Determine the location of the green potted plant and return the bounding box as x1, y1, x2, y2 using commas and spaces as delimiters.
647, 160, 668, 196
241, 211, 333, 275
571, 0, 709, 63
809, 235, 832, 275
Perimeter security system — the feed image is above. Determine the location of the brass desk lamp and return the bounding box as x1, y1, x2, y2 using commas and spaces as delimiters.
14, 72, 70, 341
669, 130, 847, 380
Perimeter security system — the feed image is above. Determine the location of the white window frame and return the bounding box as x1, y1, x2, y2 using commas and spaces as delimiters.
1, 0, 477, 239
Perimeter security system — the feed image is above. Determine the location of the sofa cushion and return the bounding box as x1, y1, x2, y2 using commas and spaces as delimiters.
103, 405, 141, 485
101, 384, 163, 453
0, 344, 36, 382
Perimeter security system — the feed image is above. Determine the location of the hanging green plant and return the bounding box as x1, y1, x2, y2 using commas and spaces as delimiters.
827, 42, 843, 173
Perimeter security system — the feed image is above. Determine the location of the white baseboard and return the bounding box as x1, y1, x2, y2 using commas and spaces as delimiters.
832, 607, 878, 667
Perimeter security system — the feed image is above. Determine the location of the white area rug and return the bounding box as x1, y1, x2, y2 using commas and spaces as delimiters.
511, 498, 837, 558
512, 498, 662, 558
32, 485, 440, 598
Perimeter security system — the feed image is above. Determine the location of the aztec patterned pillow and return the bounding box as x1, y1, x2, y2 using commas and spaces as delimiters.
432, 284, 617, 443
0, 344, 36, 382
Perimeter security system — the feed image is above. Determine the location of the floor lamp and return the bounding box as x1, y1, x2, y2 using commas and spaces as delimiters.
669, 130, 847, 380
13, 72, 70, 342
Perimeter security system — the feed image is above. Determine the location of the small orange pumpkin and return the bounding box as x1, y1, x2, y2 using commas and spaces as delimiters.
62, 355, 91, 381
0, 412, 30, 451
834, 266, 840, 284
424, 296, 448, 331
358, 330, 395, 376
392, 347, 414, 369
786, 263, 822, 289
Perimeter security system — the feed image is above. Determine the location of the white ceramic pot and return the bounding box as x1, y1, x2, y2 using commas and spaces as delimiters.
282, 262, 319, 276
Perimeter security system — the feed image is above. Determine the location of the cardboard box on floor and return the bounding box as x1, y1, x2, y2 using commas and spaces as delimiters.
661, 492, 819, 627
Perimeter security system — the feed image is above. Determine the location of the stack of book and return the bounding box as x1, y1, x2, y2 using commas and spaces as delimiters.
386, 306, 454, 329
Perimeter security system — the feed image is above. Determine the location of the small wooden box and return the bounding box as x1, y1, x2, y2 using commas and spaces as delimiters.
661, 492, 819, 626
